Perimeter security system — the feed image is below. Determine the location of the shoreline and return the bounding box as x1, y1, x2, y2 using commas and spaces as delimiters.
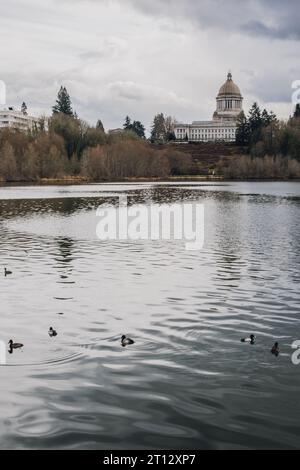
0, 176, 300, 186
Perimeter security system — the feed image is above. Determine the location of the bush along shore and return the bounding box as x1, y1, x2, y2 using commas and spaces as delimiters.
0, 117, 196, 183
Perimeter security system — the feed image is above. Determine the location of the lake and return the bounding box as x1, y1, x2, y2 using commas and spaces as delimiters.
0, 181, 300, 450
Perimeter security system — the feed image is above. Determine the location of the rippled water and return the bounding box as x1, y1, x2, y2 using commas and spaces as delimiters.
0, 181, 300, 449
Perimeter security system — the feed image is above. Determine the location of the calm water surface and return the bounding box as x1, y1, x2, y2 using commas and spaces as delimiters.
0, 181, 299, 449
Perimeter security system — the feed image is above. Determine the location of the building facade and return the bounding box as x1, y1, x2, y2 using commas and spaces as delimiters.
174, 72, 243, 142
0, 106, 39, 131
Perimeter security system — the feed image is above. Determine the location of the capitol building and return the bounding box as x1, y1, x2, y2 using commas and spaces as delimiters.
174, 72, 243, 142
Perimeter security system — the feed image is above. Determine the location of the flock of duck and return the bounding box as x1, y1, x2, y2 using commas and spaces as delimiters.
4, 267, 135, 353
5, 267, 279, 356
241, 334, 280, 357
8, 333, 134, 353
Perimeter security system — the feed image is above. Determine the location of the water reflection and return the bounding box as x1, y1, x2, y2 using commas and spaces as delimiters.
0, 182, 300, 450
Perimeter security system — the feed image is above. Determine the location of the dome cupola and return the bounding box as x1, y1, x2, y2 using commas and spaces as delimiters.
213, 71, 243, 122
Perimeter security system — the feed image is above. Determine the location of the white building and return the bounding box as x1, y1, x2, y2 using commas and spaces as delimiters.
174, 72, 243, 142
0, 106, 39, 131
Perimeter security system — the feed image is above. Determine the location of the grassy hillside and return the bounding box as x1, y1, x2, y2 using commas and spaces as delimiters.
153, 142, 245, 175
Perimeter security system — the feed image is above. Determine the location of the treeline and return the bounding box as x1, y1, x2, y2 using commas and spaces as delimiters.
2, 85, 300, 181
0, 86, 192, 182
217, 102, 300, 178
0, 125, 193, 183
82, 141, 193, 180
217, 155, 300, 179
0, 122, 193, 182
122, 113, 176, 143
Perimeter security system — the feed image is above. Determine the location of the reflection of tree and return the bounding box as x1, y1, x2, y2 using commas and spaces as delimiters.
0, 196, 111, 221
56, 237, 73, 262
55, 237, 75, 278
213, 200, 243, 285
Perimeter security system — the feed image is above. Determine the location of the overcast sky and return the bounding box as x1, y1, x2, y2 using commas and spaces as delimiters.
0, 0, 299, 131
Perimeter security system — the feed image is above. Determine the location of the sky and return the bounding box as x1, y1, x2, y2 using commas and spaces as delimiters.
0, 0, 299, 132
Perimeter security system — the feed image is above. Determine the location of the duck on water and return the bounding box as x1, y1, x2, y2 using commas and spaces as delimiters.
121, 335, 134, 347
271, 342, 280, 356
49, 327, 57, 337
241, 334, 255, 345
8, 340, 23, 353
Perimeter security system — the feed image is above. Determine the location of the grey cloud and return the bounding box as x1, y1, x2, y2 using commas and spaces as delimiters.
79, 37, 127, 61
107, 81, 189, 106
126, 0, 300, 40
0, 0, 297, 129
247, 72, 297, 104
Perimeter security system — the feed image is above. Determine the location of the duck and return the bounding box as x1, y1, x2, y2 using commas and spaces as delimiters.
121, 335, 134, 347
4, 268, 12, 276
271, 342, 280, 356
48, 327, 57, 337
241, 334, 255, 344
8, 339, 23, 350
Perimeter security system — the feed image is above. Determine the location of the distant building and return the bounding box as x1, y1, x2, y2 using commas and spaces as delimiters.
108, 128, 124, 135
0, 106, 39, 131
174, 72, 243, 142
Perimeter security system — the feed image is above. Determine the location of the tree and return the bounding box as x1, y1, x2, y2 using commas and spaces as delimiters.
235, 104, 280, 158
248, 102, 262, 133
96, 120, 105, 132
294, 103, 300, 118
165, 116, 176, 141
261, 108, 277, 126
21, 102, 28, 115
165, 116, 175, 134
123, 116, 131, 130
49, 113, 81, 158
123, 116, 145, 138
22, 143, 39, 180
52, 86, 74, 116
131, 120, 146, 139
236, 111, 250, 146
151, 113, 167, 143
167, 131, 176, 141
0, 142, 17, 181
38, 115, 48, 132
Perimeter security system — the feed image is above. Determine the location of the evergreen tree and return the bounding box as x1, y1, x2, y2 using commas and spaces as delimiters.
123, 116, 145, 138
294, 103, 300, 118
248, 102, 263, 144
52, 86, 74, 116
248, 102, 262, 133
235, 111, 250, 146
151, 113, 167, 143
123, 116, 132, 130
21, 102, 28, 115
261, 108, 277, 126
96, 120, 105, 132
167, 131, 176, 141
131, 120, 145, 139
